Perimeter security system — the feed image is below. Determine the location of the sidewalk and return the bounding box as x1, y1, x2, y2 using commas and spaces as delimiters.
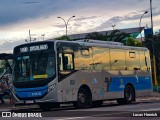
0, 99, 15, 111
0, 92, 160, 111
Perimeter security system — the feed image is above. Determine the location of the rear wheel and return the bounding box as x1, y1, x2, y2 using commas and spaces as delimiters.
117, 85, 135, 105
73, 88, 91, 109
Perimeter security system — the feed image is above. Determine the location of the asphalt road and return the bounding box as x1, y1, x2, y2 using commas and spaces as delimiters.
1, 99, 160, 120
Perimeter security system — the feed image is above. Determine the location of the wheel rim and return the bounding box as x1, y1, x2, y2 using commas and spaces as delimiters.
125, 88, 132, 101
78, 92, 86, 103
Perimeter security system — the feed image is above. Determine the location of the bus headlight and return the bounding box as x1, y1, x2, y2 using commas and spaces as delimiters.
48, 83, 56, 92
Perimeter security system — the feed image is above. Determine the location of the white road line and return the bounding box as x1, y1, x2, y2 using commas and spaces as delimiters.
0, 109, 11, 112
140, 108, 160, 111
55, 117, 87, 120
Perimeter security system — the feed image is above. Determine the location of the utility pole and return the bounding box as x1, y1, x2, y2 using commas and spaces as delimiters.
150, 0, 158, 92
29, 30, 31, 42
41, 34, 45, 40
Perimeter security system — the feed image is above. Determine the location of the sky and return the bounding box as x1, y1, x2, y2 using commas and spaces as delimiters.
0, 0, 160, 53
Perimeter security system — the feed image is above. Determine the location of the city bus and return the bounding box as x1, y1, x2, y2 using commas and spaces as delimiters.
12, 39, 153, 110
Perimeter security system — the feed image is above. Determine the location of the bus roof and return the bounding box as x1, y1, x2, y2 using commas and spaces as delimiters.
14, 39, 148, 52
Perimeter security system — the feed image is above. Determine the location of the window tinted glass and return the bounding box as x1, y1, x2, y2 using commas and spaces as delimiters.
14, 52, 55, 82
126, 50, 140, 70
110, 49, 126, 70
92, 47, 110, 70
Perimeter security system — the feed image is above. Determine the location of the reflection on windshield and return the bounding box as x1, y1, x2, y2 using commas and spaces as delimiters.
14, 52, 55, 82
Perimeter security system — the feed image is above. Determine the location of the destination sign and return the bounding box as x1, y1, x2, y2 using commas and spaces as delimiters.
20, 44, 48, 53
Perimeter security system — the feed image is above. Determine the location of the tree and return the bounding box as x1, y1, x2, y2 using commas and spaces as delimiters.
85, 32, 105, 40
54, 35, 70, 40
126, 38, 143, 47
86, 30, 130, 44
143, 30, 160, 85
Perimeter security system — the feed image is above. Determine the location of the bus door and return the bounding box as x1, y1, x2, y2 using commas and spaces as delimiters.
58, 52, 75, 102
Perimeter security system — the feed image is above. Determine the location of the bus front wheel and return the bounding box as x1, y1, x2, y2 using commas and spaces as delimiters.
73, 88, 91, 109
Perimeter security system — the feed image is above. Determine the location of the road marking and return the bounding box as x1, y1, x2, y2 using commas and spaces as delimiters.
55, 117, 86, 120
0, 109, 11, 112
140, 108, 160, 111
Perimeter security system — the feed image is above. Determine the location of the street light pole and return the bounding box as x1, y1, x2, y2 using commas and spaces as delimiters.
111, 25, 116, 30
57, 16, 75, 37
29, 30, 31, 42
150, 0, 158, 92
41, 34, 45, 40
139, 11, 148, 42
150, 0, 153, 34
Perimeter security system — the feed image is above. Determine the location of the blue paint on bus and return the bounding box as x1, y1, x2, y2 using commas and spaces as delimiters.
109, 76, 152, 92
15, 85, 48, 99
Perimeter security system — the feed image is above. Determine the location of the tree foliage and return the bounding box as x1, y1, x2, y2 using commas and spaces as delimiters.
86, 30, 130, 44
127, 38, 142, 47
143, 30, 160, 81
54, 35, 70, 40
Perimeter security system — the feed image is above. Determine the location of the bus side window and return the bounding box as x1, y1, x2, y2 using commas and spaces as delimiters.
63, 54, 74, 70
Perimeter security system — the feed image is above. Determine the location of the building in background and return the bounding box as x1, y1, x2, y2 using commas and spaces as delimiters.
68, 27, 144, 40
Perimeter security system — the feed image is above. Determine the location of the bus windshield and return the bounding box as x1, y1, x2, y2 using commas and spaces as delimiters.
14, 51, 55, 82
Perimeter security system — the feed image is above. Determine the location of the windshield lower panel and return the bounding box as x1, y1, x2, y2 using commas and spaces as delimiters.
14, 51, 56, 83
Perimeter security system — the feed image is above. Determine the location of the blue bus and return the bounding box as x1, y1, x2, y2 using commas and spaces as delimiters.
12, 39, 153, 110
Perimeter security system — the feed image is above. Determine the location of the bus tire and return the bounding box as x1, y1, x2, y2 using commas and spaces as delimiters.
39, 103, 60, 111
124, 85, 135, 104
117, 85, 135, 104
73, 87, 90, 109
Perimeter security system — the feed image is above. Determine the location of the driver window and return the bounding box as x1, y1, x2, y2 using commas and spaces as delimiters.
63, 54, 74, 70
59, 53, 74, 71
58, 53, 74, 81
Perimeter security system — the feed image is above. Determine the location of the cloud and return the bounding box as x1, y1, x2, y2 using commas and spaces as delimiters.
0, 0, 160, 51
0, 0, 137, 26
93, 7, 160, 31
21, 1, 40, 5
53, 24, 66, 28
74, 16, 99, 21
0, 40, 26, 53
0, 0, 67, 26
1, 0, 159, 27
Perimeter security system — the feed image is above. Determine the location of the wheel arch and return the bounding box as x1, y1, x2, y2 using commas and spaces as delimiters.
78, 84, 92, 99
78, 84, 92, 104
